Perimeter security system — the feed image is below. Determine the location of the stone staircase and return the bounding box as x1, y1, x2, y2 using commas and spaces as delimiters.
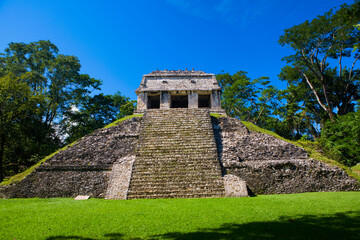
127, 109, 225, 199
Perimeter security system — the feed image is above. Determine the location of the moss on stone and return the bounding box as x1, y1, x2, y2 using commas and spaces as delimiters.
104, 114, 143, 128
0, 141, 78, 186
210, 113, 224, 118
242, 121, 360, 182
1, 114, 143, 186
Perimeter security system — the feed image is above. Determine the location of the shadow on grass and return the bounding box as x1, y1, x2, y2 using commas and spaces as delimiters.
46, 233, 127, 240
47, 211, 360, 240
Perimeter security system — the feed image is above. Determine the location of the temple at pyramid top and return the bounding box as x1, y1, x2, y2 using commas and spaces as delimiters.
135, 69, 225, 114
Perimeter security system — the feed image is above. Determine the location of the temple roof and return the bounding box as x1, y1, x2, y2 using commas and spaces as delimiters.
136, 69, 221, 93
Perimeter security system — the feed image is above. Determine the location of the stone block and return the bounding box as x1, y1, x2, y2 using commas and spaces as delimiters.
223, 174, 248, 197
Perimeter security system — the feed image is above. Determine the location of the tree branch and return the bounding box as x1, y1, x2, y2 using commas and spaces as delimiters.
295, 66, 328, 112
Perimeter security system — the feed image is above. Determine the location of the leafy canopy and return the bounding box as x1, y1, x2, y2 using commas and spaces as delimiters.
279, 1, 360, 121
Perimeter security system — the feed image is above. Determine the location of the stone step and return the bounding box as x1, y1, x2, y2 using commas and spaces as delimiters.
127, 109, 225, 199
130, 170, 222, 177
128, 188, 225, 195
137, 143, 215, 146
132, 161, 221, 167
130, 171, 222, 178
136, 152, 217, 156
129, 180, 223, 187
127, 191, 224, 200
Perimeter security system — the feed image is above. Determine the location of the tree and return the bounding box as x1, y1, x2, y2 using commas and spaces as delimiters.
278, 1, 360, 122
62, 92, 134, 144
216, 71, 280, 126
0, 74, 40, 181
0, 40, 102, 127
320, 111, 360, 166
0, 41, 102, 180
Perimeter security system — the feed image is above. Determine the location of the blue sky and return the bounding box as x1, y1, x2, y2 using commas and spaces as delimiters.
0, 0, 355, 100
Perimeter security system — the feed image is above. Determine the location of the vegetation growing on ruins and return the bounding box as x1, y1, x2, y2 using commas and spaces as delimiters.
241, 121, 360, 181
0, 114, 143, 186
0, 41, 135, 182
0, 1, 359, 181
216, 1, 360, 167
104, 114, 143, 129
1, 192, 359, 239
0, 141, 77, 186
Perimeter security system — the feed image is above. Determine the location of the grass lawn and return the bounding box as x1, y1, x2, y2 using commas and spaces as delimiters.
1, 192, 360, 239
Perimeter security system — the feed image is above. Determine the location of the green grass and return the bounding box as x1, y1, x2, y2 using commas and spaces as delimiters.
352, 164, 360, 176
104, 114, 143, 128
241, 121, 360, 182
210, 113, 227, 118
0, 114, 143, 186
0, 192, 359, 239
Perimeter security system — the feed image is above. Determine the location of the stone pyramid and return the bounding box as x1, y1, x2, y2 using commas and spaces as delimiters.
3, 110, 358, 199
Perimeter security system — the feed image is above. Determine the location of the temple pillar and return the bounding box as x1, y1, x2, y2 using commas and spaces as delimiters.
188, 92, 198, 109
136, 92, 147, 112
160, 91, 170, 109
211, 90, 221, 110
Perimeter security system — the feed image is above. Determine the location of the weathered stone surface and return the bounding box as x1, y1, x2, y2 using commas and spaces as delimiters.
0, 185, 11, 199
135, 70, 225, 114
136, 70, 221, 92
8, 169, 110, 198
127, 109, 225, 199
223, 174, 248, 197
2, 113, 358, 199
105, 156, 135, 199
75, 195, 90, 200
227, 159, 359, 194
6, 117, 142, 198
45, 117, 141, 166
212, 116, 359, 195
212, 117, 308, 167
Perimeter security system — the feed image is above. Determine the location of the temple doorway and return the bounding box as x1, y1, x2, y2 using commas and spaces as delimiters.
147, 95, 160, 109
198, 95, 211, 108
171, 95, 188, 108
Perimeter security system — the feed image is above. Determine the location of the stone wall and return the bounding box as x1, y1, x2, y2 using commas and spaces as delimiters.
212, 116, 359, 194
45, 117, 141, 166
227, 160, 359, 194
105, 156, 135, 199
2, 114, 359, 199
8, 167, 111, 198
6, 117, 142, 198
212, 117, 308, 167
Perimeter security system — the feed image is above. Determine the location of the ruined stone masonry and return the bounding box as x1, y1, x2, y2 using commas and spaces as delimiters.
127, 109, 225, 199
135, 69, 225, 114
2, 70, 358, 199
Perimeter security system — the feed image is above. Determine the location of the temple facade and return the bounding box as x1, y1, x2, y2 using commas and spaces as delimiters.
135, 69, 225, 114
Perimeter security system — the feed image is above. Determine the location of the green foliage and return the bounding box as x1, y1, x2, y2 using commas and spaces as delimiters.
0, 141, 77, 186
216, 71, 280, 127
0, 192, 359, 239
0, 73, 43, 181
119, 100, 137, 118
209, 113, 225, 118
104, 114, 143, 129
62, 92, 134, 144
0, 40, 103, 180
320, 111, 360, 167
352, 164, 360, 177
278, 1, 360, 123
0, 114, 142, 186
242, 120, 360, 181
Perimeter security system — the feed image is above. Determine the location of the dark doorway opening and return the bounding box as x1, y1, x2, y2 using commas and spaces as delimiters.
148, 95, 160, 109
171, 95, 188, 108
198, 95, 211, 108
